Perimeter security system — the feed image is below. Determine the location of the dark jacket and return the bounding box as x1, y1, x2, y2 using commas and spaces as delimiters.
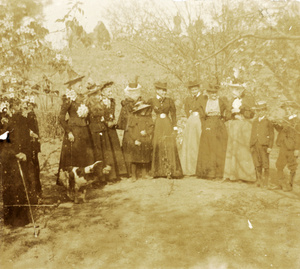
59, 96, 88, 134
184, 94, 203, 117
198, 96, 229, 122
275, 118, 300, 150
250, 118, 274, 148
148, 97, 177, 127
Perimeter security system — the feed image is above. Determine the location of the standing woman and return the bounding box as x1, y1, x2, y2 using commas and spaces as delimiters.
125, 100, 154, 180
117, 80, 143, 176
88, 82, 127, 182
223, 82, 256, 181
57, 76, 95, 184
0, 97, 36, 226
196, 83, 228, 179
26, 96, 42, 198
180, 80, 204, 176
148, 81, 183, 178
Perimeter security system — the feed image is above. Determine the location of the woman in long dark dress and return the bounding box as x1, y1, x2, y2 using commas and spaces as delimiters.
196, 84, 228, 179
26, 97, 42, 197
148, 81, 183, 178
1, 98, 36, 227
57, 77, 95, 184
87, 83, 127, 182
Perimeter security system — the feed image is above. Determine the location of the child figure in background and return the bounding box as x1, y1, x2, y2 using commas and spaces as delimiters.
250, 101, 274, 188
273, 101, 300, 191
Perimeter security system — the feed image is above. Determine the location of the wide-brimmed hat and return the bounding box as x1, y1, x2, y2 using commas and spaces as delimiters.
253, 101, 267, 110
132, 103, 151, 113
154, 81, 167, 90
187, 80, 200, 88
64, 75, 85, 87
87, 81, 114, 96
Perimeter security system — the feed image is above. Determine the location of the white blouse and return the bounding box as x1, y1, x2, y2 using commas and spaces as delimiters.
206, 99, 220, 116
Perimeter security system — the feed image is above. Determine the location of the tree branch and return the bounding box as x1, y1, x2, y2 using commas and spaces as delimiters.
196, 33, 300, 63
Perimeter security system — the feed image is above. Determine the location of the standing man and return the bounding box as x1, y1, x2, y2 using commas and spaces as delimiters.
250, 101, 274, 188
273, 101, 300, 191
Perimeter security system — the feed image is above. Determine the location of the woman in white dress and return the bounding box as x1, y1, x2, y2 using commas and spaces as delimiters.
224, 82, 256, 181
180, 80, 204, 176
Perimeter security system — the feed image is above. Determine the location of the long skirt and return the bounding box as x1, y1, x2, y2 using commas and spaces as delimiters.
196, 117, 227, 179
2, 157, 36, 227
180, 114, 202, 175
58, 125, 95, 178
224, 120, 256, 181
92, 128, 128, 182
151, 117, 183, 178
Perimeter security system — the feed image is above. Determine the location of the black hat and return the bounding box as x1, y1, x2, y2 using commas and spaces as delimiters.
154, 81, 167, 90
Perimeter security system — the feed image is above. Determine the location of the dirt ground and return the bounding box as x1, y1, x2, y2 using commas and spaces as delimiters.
1, 140, 300, 269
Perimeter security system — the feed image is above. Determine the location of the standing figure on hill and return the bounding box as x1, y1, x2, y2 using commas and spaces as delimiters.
272, 101, 300, 191
87, 82, 127, 183
57, 76, 95, 185
180, 80, 204, 176
223, 81, 256, 182
0, 96, 37, 227
148, 81, 183, 179
196, 83, 229, 180
250, 101, 274, 188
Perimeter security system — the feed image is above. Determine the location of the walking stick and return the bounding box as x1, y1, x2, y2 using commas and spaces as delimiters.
17, 160, 39, 237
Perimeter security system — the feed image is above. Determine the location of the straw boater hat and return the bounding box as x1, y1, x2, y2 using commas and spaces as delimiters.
132, 101, 151, 113
154, 81, 167, 90
187, 80, 200, 89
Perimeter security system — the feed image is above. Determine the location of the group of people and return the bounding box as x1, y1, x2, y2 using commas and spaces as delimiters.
57, 75, 300, 193
1, 75, 299, 227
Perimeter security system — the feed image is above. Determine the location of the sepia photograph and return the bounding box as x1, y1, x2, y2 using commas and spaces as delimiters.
1, 0, 300, 268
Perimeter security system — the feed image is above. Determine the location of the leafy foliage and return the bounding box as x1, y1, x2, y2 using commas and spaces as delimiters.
104, 0, 300, 107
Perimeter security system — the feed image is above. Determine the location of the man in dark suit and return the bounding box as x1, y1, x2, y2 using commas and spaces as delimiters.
250, 101, 274, 187
273, 102, 300, 191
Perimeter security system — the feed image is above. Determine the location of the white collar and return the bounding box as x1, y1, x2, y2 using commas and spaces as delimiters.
157, 94, 163, 100
258, 116, 265, 122
289, 114, 297, 120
